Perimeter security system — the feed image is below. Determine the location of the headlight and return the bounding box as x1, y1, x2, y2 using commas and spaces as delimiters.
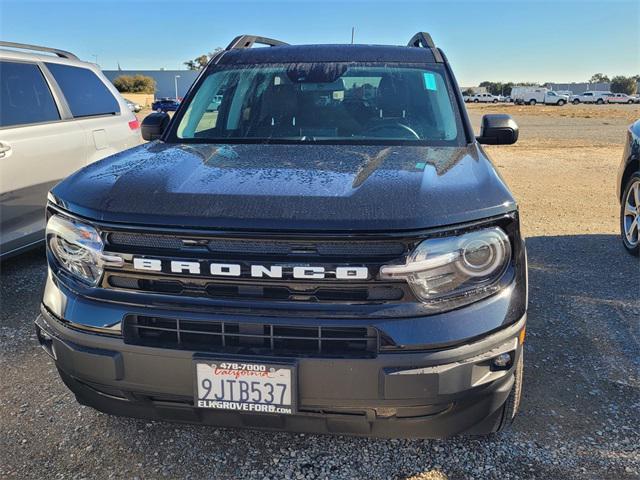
380, 227, 511, 305
46, 214, 122, 285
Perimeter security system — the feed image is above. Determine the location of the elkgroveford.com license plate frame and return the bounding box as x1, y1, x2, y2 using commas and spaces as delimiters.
194, 359, 297, 415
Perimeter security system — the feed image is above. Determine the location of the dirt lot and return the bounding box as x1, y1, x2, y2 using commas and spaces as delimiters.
1, 103, 639, 479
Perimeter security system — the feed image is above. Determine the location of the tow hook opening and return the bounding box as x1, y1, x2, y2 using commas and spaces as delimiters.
36, 324, 56, 360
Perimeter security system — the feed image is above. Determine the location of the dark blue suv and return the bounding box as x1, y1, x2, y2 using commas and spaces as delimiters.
151, 97, 180, 112
37, 33, 527, 438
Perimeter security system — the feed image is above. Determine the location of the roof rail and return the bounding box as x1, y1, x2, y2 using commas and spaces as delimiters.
407, 32, 443, 63
225, 35, 288, 50
0, 41, 79, 60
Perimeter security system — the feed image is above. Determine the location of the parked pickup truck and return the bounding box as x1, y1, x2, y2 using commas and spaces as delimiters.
607, 93, 638, 104
570, 91, 612, 104
511, 87, 568, 105
469, 92, 500, 103
37, 32, 527, 439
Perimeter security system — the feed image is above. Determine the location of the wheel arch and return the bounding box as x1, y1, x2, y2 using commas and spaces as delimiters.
621, 158, 640, 201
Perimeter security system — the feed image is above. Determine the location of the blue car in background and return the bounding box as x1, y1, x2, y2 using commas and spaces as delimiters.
152, 97, 180, 112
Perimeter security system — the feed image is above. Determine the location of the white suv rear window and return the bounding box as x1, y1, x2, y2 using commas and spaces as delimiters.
45, 63, 119, 118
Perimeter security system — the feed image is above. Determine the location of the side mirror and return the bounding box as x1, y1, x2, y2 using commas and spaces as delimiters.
141, 112, 170, 141
477, 114, 519, 145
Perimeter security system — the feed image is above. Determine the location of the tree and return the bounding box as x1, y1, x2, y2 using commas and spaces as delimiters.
502, 82, 514, 97
184, 48, 223, 70
184, 55, 209, 70
610, 76, 638, 95
478, 81, 517, 96
478, 81, 502, 96
463, 88, 475, 96
589, 73, 610, 83
112, 74, 156, 94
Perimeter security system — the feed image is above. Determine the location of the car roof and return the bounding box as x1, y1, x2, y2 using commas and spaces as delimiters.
217, 44, 438, 65
0, 45, 97, 70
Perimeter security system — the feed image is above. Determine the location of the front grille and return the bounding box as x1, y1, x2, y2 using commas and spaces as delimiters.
102, 229, 416, 307
107, 232, 406, 258
123, 315, 384, 358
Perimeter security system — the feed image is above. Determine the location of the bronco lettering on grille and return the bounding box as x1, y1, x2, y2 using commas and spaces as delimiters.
131, 257, 369, 280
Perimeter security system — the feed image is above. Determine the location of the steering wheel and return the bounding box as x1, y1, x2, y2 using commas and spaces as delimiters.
365, 122, 421, 140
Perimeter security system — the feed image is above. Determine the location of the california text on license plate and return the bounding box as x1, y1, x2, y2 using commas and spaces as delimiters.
194, 361, 295, 414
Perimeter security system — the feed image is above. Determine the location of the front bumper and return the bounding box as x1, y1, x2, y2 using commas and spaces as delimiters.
36, 306, 525, 438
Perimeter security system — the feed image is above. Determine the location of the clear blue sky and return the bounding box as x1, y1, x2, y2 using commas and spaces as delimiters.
0, 0, 638, 85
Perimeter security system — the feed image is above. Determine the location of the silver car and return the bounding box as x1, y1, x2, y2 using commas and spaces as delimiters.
0, 42, 142, 258
124, 98, 142, 112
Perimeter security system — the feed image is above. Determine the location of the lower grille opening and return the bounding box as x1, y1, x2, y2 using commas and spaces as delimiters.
107, 275, 405, 303
123, 315, 380, 358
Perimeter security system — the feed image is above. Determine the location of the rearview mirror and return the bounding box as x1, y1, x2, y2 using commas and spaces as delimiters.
141, 112, 171, 141
477, 114, 519, 145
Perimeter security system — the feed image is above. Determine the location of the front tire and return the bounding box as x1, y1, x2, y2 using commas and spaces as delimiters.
474, 99, 479, 103
528, 99, 536, 106
493, 352, 524, 432
621, 172, 640, 256
596, 98, 604, 105
573, 99, 580, 104
493, 99, 498, 103
557, 99, 566, 106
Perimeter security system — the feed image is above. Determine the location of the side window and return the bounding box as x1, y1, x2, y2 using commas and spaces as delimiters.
0, 61, 60, 128
45, 63, 119, 118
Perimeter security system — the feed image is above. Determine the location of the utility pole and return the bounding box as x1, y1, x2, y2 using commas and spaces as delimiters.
351, 27, 355, 44
174, 75, 181, 100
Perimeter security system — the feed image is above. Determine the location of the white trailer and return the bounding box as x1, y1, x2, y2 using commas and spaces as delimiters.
512, 87, 568, 105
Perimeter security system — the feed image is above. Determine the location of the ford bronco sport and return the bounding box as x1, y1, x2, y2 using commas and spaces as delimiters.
36, 33, 527, 438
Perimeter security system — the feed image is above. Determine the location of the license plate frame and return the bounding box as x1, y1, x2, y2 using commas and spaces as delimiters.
193, 358, 297, 415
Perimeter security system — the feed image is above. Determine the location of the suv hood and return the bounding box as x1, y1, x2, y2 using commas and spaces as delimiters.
51, 142, 516, 231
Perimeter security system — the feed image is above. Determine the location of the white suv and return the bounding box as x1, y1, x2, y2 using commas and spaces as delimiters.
0, 42, 142, 258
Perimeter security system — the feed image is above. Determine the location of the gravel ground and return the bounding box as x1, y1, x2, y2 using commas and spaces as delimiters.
1, 104, 639, 479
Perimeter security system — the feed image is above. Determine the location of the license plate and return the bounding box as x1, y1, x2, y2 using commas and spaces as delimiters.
194, 360, 295, 414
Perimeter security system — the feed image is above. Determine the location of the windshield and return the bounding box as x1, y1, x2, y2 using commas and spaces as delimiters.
173, 63, 465, 145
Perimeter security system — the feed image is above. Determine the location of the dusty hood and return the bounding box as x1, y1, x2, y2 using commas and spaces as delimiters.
51, 142, 516, 231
